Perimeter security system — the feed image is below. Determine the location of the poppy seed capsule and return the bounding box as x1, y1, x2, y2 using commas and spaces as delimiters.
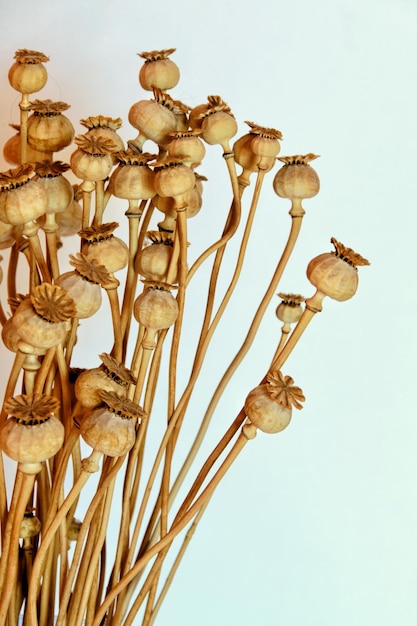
27, 100, 75, 153
307, 238, 370, 303
8, 49, 49, 95
134, 284, 179, 331
138, 48, 180, 91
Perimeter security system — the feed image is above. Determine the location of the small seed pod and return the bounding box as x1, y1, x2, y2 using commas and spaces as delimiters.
0, 164, 48, 226
20, 512, 41, 539
138, 48, 180, 91
128, 89, 177, 151
135, 231, 177, 282
275, 293, 305, 325
108, 151, 156, 200
197, 96, 238, 152
70, 135, 116, 182
12, 283, 76, 350
34, 161, 74, 215
79, 390, 145, 457
27, 100, 74, 153
244, 370, 305, 434
8, 49, 49, 95
153, 157, 196, 209
307, 237, 370, 303
80, 115, 125, 160
167, 130, 206, 168
55, 253, 106, 319
80, 222, 129, 274
75, 353, 136, 409
273, 153, 320, 215
133, 282, 179, 346
3, 124, 52, 165
0, 393, 64, 474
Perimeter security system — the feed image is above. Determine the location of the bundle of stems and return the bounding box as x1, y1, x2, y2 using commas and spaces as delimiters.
0, 48, 369, 626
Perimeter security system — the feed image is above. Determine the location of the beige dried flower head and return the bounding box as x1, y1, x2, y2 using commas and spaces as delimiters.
114, 151, 156, 166
79, 221, 119, 242
99, 353, 137, 386
74, 134, 117, 156
80, 115, 123, 131
277, 154, 319, 166
0, 164, 34, 190
30, 282, 76, 322
245, 121, 283, 140
277, 293, 305, 306
30, 99, 70, 115
266, 370, 305, 410
14, 49, 49, 64
99, 390, 146, 422
5, 393, 60, 425
198, 95, 234, 119
69, 252, 113, 284
330, 237, 370, 268
139, 48, 176, 62
34, 161, 71, 178
146, 230, 174, 246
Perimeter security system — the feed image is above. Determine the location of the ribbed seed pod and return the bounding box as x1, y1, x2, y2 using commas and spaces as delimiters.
79, 390, 145, 457
8, 49, 49, 95
70, 135, 116, 182
135, 231, 176, 282
80, 115, 125, 161
273, 153, 320, 215
74, 353, 136, 409
109, 151, 156, 200
3, 124, 52, 165
307, 237, 370, 302
133, 282, 179, 331
275, 293, 305, 325
34, 161, 74, 215
0, 164, 48, 226
138, 48, 180, 91
80, 222, 129, 274
128, 89, 177, 150
27, 100, 74, 153
199, 96, 238, 152
167, 130, 206, 168
244, 370, 305, 434
0, 393, 64, 474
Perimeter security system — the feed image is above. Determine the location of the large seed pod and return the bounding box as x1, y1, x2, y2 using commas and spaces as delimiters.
307, 238, 370, 302
27, 100, 74, 153
34, 161, 74, 215
80, 222, 129, 274
109, 151, 156, 200
153, 157, 195, 201
74, 353, 136, 409
138, 48, 180, 91
199, 96, 238, 150
3, 124, 51, 165
8, 49, 49, 94
273, 154, 320, 201
128, 95, 177, 150
167, 130, 206, 168
12, 284, 76, 350
80, 115, 125, 160
70, 135, 115, 182
133, 282, 179, 331
134, 231, 176, 282
79, 391, 144, 457
244, 370, 305, 434
0, 394, 64, 473
0, 164, 48, 226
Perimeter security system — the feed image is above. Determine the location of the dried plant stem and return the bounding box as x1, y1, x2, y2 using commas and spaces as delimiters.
33, 347, 56, 394
19, 94, 30, 164
81, 181, 94, 230
26, 451, 102, 626
0, 350, 26, 424
169, 214, 304, 514
94, 423, 256, 626
0, 299, 6, 327
93, 180, 105, 226
22, 221, 51, 284
0, 469, 36, 623
105, 282, 123, 362
43, 214, 61, 281
55, 455, 126, 626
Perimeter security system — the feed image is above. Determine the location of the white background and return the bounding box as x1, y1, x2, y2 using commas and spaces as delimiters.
0, 1, 416, 624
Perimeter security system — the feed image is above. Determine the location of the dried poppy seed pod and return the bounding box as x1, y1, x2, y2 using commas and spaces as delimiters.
27, 100, 74, 154
80, 390, 145, 457
80, 115, 125, 160
153, 157, 196, 211
74, 353, 136, 409
12, 283, 76, 350
244, 370, 305, 434
138, 48, 180, 91
247, 121, 282, 170
0, 393, 64, 474
199, 96, 238, 152
128, 89, 177, 151
20, 512, 41, 539
80, 222, 129, 274
135, 231, 177, 282
70, 135, 116, 182
55, 253, 107, 319
0, 164, 48, 226
34, 161, 74, 215
273, 153, 320, 216
167, 130, 206, 169
108, 151, 156, 201
3, 124, 52, 165
276, 293, 304, 325
134, 281, 179, 348
306, 237, 370, 307
8, 49, 49, 95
